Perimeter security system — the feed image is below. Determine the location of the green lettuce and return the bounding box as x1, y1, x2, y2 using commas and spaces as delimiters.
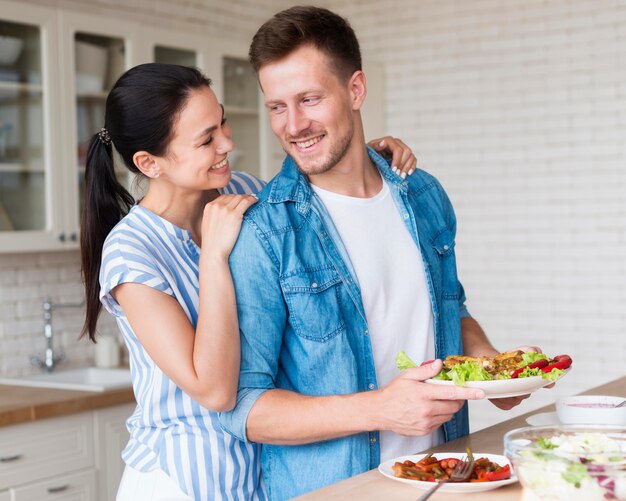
438, 361, 492, 387
395, 351, 417, 370
542, 368, 564, 381
561, 463, 589, 488
520, 352, 549, 367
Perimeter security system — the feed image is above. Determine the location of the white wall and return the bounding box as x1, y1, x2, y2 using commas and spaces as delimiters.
328, 0, 626, 431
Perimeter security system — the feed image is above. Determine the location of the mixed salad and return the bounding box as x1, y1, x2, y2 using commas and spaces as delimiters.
396, 350, 572, 387
513, 432, 626, 500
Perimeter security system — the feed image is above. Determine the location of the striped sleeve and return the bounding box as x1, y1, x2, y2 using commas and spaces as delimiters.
221, 171, 266, 195
99, 228, 174, 317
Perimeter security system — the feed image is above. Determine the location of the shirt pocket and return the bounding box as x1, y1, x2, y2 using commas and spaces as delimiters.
430, 228, 459, 300
280, 266, 346, 342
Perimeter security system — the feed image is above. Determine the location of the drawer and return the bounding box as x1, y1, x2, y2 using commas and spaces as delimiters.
10, 469, 96, 501
0, 413, 94, 490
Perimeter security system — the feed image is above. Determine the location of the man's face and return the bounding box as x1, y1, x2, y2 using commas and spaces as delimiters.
258, 45, 356, 176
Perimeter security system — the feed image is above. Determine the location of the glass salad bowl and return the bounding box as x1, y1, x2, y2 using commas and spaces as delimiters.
504, 425, 626, 500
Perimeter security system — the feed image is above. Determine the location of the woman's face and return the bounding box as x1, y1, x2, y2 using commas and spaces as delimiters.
158, 86, 234, 191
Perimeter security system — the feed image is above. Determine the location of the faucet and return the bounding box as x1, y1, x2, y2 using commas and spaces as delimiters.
31, 296, 85, 372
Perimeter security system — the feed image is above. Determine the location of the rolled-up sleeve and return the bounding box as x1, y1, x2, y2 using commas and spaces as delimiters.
219, 215, 287, 442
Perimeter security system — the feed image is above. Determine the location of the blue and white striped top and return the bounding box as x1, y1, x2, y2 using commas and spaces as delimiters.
100, 171, 267, 501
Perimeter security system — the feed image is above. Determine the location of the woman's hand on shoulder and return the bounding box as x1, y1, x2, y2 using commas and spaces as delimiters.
368, 136, 417, 179
201, 194, 258, 259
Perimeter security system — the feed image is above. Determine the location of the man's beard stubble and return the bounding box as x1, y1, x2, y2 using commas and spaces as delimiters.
285, 119, 355, 177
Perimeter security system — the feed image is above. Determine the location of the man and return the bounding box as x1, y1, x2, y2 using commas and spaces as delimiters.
220, 6, 531, 500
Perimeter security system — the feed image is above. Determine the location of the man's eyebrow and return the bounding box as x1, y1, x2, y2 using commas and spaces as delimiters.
193, 105, 226, 140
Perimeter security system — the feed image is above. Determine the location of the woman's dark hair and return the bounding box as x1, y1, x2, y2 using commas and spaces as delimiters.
249, 6, 362, 83
80, 63, 211, 341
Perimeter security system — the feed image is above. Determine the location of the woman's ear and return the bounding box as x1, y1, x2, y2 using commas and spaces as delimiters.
348, 70, 367, 111
133, 151, 161, 179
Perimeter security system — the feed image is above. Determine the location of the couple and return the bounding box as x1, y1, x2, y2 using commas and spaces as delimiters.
81, 6, 538, 501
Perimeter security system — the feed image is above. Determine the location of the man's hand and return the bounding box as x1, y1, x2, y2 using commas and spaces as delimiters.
374, 360, 485, 436
489, 344, 552, 410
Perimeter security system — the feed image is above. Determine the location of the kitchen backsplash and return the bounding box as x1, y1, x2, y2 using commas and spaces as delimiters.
0, 251, 120, 376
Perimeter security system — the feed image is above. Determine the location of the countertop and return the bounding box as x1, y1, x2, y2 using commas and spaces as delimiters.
0, 383, 135, 427
296, 376, 626, 500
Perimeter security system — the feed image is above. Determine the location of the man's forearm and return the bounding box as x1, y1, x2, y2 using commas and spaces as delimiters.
461, 317, 499, 357
246, 388, 381, 444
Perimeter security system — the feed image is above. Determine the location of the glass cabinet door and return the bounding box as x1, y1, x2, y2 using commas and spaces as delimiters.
0, 20, 45, 232
222, 56, 260, 177
74, 32, 127, 219
154, 46, 196, 66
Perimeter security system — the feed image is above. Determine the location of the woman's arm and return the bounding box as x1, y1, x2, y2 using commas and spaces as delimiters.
112, 194, 257, 412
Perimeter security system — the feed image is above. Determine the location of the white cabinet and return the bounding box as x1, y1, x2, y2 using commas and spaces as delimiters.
0, 403, 134, 501
0, 1, 270, 253
0, 0, 63, 252
0, 413, 94, 491
94, 403, 134, 501
10, 470, 97, 501
57, 10, 138, 244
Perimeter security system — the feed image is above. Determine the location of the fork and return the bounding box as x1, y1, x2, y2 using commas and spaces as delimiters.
415, 455, 475, 501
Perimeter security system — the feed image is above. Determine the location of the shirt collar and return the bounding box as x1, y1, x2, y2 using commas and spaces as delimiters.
267, 146, 404, 205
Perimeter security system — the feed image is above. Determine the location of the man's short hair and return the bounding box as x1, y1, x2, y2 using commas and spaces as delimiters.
249, 5, 362, 83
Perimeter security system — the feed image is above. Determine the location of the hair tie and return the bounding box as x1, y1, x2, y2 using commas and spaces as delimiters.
98, 127, 112, 146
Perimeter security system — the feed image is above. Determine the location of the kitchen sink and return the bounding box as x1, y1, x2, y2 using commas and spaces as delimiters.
0, 367, 132, 392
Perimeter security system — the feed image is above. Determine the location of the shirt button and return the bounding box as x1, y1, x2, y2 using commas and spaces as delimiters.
364, 329, 369, 336
311, 282, 318, 289
368, 383, 375, 390
443, 245, 449, 251
403, 213, 409, 220
370, 436, 377, 444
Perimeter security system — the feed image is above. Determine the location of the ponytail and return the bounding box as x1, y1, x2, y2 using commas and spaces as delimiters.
80, 133, 133, 341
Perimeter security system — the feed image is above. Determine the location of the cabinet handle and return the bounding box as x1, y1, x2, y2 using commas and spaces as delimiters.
69, 232, 77, 242
58, 233, 66, 242
47, 484, 70, 494
0, 454, 23, 462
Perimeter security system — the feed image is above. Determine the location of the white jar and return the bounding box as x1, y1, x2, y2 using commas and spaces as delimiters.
95, 335, 120, 368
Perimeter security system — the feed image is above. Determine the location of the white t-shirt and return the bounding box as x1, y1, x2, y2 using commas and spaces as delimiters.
312, 179, 443, 461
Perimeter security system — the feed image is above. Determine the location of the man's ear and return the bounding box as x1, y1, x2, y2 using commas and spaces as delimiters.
133, 151, 161, 179
348, 70, 367, 111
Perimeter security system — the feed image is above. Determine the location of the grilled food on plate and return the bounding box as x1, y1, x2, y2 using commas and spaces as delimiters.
395, 350, 572, 386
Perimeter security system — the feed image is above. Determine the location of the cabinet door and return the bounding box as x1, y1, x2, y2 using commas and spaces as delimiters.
0, 0, 64, 252
0, 412, 94, 490
58, 11, 138, 249
94, 403, 135, 501
0, 490, 9, 501
10, 469, 97, 501
203, 39, 270, 181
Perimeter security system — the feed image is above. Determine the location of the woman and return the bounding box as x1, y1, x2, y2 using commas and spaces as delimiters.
80, 63, 416, 500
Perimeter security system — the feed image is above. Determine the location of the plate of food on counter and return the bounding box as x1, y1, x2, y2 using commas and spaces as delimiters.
379, 449, 517, 493
396, 350, 572, 399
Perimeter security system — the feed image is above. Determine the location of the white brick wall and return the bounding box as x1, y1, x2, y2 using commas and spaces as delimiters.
329, 0, 626, 431
0, 251, 119, 375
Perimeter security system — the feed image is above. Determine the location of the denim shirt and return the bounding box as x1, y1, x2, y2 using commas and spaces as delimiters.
220, 148, 471, 501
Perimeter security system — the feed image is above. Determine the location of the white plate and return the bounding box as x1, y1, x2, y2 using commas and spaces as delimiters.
526, 411, 560, 426
424, 369, 570, 399
378, 452, 517, 493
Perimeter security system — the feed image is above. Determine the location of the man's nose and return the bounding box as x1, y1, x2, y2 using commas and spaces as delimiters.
286, 107, 309, 137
